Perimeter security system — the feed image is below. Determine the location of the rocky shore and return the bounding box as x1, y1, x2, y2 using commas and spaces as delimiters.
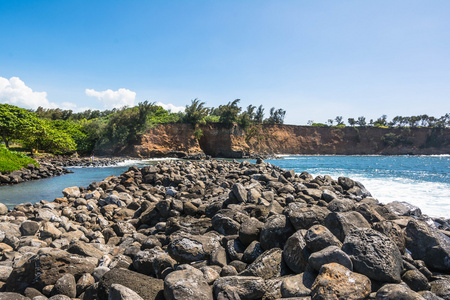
0, 159, 449, 299
0, 157, 124, 186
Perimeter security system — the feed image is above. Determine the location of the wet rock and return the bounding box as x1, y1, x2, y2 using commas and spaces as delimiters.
343, 228, 402, 283
164, 267, 213, 300
405, 219, 450, 272
311, 263, 371, 300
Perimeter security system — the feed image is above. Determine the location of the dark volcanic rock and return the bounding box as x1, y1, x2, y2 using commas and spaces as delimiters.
97, 268, 164, 300
283, 230, 309, 274
343, 228, 402, 283
260, 214, 295, 250
405, 219, 450, 272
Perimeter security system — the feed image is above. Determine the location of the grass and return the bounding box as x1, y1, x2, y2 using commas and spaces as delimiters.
0, 144, 39, 173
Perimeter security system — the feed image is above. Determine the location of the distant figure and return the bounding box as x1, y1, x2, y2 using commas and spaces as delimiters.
90, 151, 94, 162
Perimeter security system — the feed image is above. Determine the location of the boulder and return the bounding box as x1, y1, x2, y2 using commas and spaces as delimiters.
239, 217, 264, 246
109, 283, 144, 300
0, 293, 30, 300
283, 230, 309, 274
304, 224, 342, 252
97, 268, 164, 300
308, 245, 353, 272
375, 283, 424, 300
20, 221, 40, 236
6, 249, 96, 293
0, 203, 8, 215
239, 248, 283, 279
280, 272, 314, 298
324, 211, 371, 242
68, 241, 105, 259
260, 214, 295, 250
385, 201, 422, 217
343, 228, 402, 283
405, 219, 450, 272
164, 267, 213, 300
288, 206, 330, 230
213, 276, 266, 300
402, 269, 430, 292
52, 273, 76, 298
430, 279, 450, 300
167, 233, 221, 263
62, 186, 81, 198
311, 263, 371, 300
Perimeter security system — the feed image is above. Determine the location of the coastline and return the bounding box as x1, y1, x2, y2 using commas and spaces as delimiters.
0, 158, 448, 299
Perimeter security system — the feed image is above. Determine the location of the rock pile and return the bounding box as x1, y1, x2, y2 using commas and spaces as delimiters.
0, 163, 72, 185
0, 159, 449, 299
45, 156, 124, 168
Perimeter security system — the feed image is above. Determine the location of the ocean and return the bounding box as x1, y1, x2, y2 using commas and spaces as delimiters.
0, 156, 449, 218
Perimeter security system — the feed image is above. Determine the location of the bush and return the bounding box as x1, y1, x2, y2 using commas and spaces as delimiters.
0, 144, 39, 173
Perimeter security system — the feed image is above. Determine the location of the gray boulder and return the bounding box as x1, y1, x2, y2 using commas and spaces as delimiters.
97, 268, 164, 300
213, 276, 266, 300
239, 248, 282, 279
343, 228, 402, 283
260, 214, 295, 250
308, 245, 353, 272
324, 211, 371, 242
405, 219, 450, 272
280, 272, 314, 298
109, 284, 144, 300
283, 230, 309, 274
304, 224, 342, 252
375, 283, 424, 300
288, 206, 330, 230
52, 273, 76, 298
164, 267, 213, 300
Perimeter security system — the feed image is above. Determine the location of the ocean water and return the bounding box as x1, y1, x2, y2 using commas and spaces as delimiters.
262, 155, 450, 218
0, 156, 449, 218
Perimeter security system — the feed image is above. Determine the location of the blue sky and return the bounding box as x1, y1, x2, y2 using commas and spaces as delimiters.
1, 0, 449, 125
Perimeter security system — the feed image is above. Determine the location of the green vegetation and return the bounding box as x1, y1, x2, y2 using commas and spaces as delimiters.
2, 99, 286, 156
0, 144, 39, 173
381, 128, 413, 147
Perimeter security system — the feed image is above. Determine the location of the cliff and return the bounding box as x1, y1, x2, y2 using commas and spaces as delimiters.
123, 123, 450, 158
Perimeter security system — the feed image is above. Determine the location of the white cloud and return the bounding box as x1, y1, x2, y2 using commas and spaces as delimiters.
0, 76, 65, 109
85, 88, 136, 109
155, 101, 185, 113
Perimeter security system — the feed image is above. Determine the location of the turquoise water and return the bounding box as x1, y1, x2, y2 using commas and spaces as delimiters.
0, 156, 449, 218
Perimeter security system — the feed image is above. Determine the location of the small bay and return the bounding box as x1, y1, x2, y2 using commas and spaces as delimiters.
0, 156, 449, 218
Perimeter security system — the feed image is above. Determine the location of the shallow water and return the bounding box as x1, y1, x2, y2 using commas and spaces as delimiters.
0, 156, 449, 218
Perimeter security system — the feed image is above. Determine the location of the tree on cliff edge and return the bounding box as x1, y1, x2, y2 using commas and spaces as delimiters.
183, 99, 208, 126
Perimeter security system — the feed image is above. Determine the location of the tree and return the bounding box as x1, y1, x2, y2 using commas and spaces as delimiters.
265, 107, 286, 124
0, 104, 40, 148
356, 116, 366, 127
348, 118, 356, 127
335, 116, 344, 125
183, 99, 208, 126
217, 99, 242, 127
327, 119, 334, 126
374, 115, 387, 127
254, 105, 265, 124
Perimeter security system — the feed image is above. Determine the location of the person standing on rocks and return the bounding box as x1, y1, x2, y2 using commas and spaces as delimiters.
90, 150, 95, 162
